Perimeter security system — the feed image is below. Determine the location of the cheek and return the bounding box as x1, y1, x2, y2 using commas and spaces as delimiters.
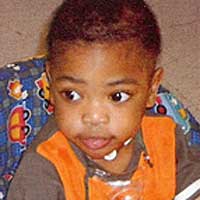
110, 92, 149, 136
109, 105, 145, 137
53, 103, 83, 134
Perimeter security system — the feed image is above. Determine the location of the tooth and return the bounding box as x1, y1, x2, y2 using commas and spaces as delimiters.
104, 149, 117, 161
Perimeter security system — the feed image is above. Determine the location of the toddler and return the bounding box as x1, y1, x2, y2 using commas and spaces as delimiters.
7, 0, 200, 199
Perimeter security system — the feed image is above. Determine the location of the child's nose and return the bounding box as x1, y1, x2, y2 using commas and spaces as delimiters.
82, 113, 109, 126
82, 103, 109, 126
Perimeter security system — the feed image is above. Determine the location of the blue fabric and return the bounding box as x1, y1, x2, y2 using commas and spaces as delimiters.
0, 58, 52, 199
0, 57, 199, 199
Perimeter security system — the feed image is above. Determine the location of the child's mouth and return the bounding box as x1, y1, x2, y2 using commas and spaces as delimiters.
81, 137, 112, 150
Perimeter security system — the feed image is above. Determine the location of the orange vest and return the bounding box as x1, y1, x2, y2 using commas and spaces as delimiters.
37, 116, 176, 200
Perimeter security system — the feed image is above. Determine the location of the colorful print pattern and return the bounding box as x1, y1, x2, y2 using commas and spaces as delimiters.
0, 57, 199, 199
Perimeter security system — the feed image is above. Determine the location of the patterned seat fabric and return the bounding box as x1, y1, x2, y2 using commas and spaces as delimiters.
0, 57, 199, 199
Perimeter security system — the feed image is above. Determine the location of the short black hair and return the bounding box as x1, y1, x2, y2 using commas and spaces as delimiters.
47, 0, 161, 60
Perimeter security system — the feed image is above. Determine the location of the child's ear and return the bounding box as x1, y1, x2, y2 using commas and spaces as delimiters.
146, 67, 164, 108
45, 62, 55, 105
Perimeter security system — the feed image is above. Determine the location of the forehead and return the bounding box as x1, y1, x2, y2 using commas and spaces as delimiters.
49, 41, 155, 82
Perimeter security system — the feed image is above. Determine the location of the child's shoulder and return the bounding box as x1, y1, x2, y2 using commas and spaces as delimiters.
7, 115, 63, 200
148, 88, 200, 199
175, 121, 200, 199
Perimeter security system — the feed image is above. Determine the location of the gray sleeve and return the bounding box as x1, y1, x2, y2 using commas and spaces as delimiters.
7, 151, 65, 200
176, 126, 200, 200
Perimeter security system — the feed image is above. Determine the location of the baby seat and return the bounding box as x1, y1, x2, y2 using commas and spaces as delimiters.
0, 57, 199, 199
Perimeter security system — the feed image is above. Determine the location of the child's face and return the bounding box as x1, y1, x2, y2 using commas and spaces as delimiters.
47, 41, 162, 159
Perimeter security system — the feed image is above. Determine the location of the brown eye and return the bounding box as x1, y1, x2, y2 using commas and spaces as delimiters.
63, 90, 81, 101
111, 92, 130, 103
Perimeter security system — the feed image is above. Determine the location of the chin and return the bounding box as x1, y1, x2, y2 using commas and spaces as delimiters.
81, 146, 116, 160
84, 149, 108, 160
